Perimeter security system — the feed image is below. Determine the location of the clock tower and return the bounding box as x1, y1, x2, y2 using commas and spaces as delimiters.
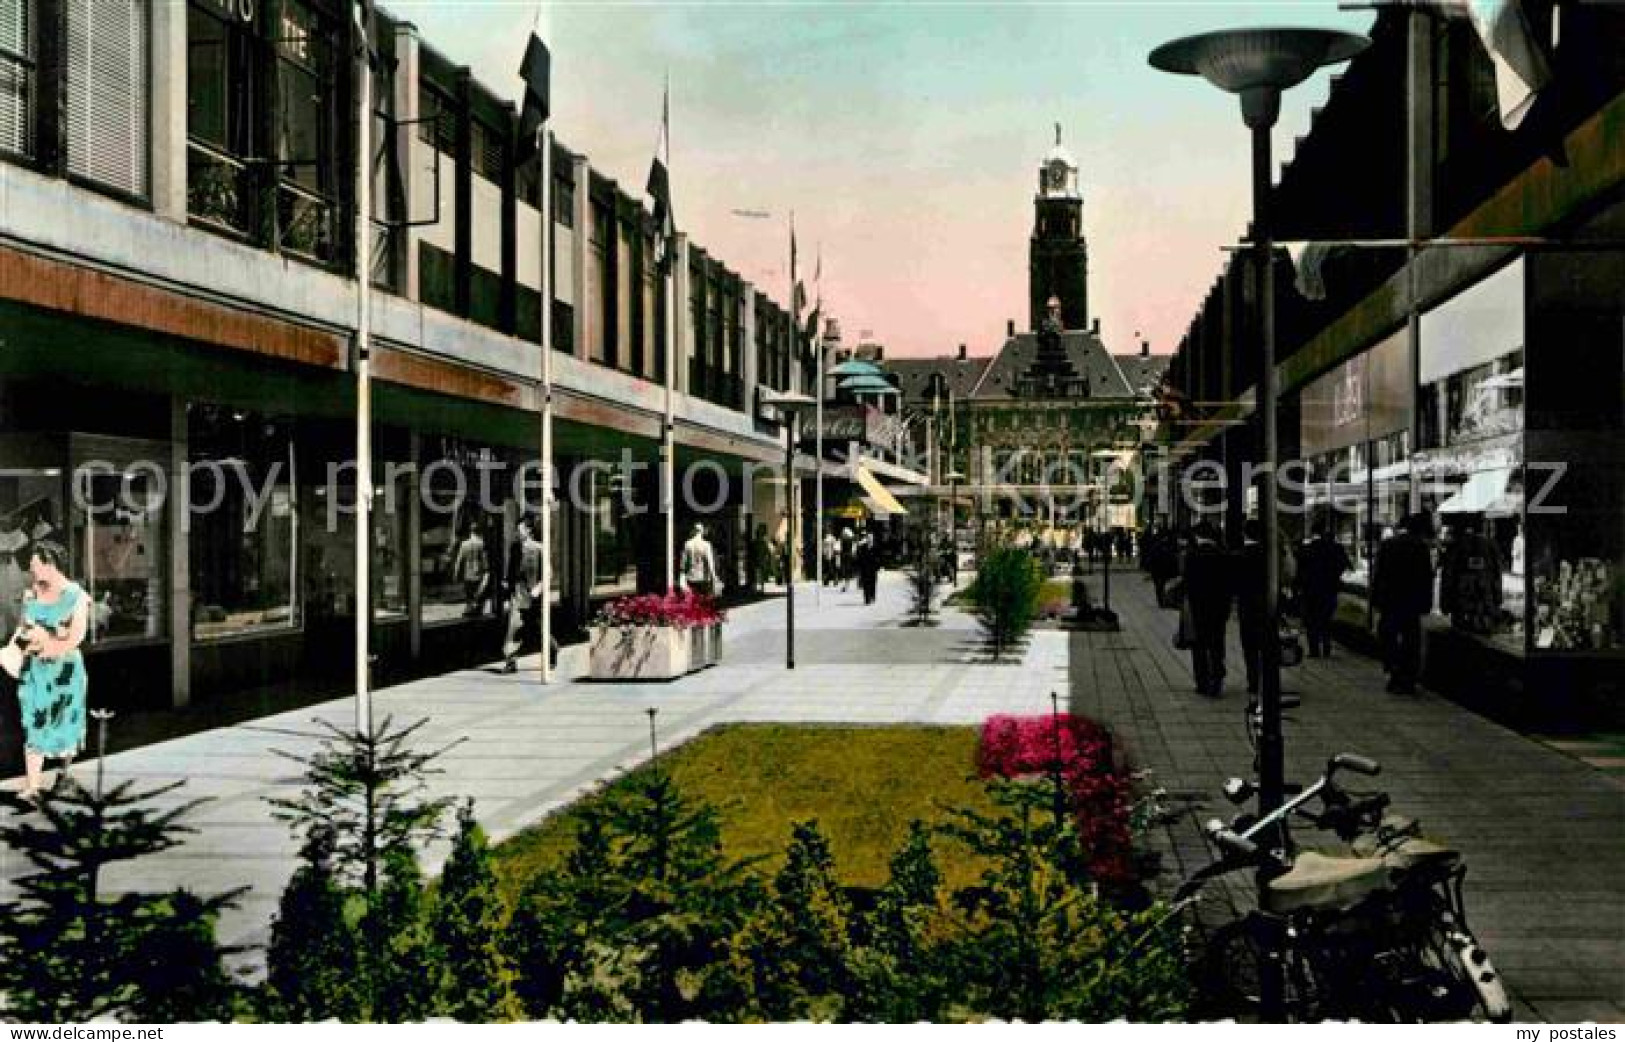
1029, 124, 1089, 332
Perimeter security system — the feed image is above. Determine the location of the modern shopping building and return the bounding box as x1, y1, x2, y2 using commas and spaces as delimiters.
0, 0, 851, 725
891, 132, 1168, 540
1154, 4, 1625, 720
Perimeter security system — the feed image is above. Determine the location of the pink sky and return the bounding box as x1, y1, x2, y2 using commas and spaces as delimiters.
400, 1, 1369, 359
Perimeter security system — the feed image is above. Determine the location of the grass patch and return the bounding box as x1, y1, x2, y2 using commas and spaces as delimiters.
490, 724, 1000, 900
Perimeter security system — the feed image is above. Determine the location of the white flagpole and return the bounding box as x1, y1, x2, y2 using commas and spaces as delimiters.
354, 9, 374, 735
662, 81, 677, 594
539, 122, 555, 684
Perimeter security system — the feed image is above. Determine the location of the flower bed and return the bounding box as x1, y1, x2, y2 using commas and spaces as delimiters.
976, 712, 1135, 887
589, 591, 726, 681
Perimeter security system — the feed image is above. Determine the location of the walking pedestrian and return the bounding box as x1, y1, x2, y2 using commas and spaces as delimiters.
452, 522, 489, 617
8, 541, 88, 800
502, 515, 544, 675
680, 523, 719, 597
822, 527, 840, 587
1234, 518, 1268, 696
856, 527, 881, 605
747, 522, 770, 595
839, 525, 856, 591
1296, 521, 1351, 657
1373, 512, 1435, 694
1182, 521, 1231, 697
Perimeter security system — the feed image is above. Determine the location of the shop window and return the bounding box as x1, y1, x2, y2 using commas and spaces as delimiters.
187, 404, 299, 641
0, 468, 63, 640
590, 466, 638, 598
421, 445, 506, 626
64, 0, 148, 199
304, 464, 409, 626
68, 438, 169, 647
0, 0, 32, 159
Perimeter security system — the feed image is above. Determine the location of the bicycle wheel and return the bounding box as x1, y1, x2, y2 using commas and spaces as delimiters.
1417, 925, 1512, 1023
1198, 918, 1325, 1022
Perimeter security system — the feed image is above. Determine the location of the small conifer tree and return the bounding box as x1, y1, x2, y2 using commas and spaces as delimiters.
431, 803, 523, 1021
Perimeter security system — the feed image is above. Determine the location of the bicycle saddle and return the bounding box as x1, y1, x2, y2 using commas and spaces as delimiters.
1351, 816, 1460, 871
1263, 851, 1391, 914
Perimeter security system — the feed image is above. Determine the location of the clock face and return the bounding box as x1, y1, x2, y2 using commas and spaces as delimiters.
1045, 161, 1069, 192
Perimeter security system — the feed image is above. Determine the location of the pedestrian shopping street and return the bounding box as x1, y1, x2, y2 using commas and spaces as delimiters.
2, 570, 1620, 1020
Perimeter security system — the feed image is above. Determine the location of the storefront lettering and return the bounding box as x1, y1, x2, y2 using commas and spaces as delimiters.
207, 0, 255, 22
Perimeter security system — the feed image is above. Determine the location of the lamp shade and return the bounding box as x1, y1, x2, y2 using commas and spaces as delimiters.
1149, 28, 1367, 94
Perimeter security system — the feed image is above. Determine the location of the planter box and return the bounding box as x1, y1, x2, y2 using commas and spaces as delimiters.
589, 623, 723, 681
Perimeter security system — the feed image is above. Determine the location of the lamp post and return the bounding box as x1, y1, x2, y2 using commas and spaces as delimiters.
763, 389, 817, 669
1151, 26, 1366, 1021
945, 468, 965, 582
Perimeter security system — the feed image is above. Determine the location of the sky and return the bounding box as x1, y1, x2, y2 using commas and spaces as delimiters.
394, 1, 1376, 359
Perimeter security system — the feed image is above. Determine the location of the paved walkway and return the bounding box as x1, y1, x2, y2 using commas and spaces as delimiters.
1069, 567, 1625, 1023
1, 577, 1065, 962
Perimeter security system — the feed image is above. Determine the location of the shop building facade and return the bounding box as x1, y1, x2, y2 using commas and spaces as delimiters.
1156, 5, 1625, 721
0, 0, 823, 731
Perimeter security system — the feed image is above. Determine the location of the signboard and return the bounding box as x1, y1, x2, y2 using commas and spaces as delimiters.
813, 405, 904, 451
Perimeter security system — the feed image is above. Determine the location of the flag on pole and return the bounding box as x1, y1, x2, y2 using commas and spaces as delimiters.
646, 80, 675, 273
1399, 0, 1550, 130
518, 32, 552, 144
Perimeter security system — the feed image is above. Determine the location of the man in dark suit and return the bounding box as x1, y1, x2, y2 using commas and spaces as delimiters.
502, 514, 545, 674
1182, 520, 1232, 697
1234, 518, 1269, 696
1373, 512, 1435, 694
1296, 521, 1351, 658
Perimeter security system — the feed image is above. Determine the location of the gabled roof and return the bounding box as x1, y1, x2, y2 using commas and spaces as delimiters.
972, 330, 1134, 401
890, 356, 996, 405
1113, 353, 1173, 397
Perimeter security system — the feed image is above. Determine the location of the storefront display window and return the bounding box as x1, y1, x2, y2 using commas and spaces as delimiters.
188, 404, 299, 640
590, 465, 638, 598
305, 470, 410, 625
420, 442, 508, 627
1417, 260, 1527, 654
69, 437, 168, 646
0, 467, 63, 639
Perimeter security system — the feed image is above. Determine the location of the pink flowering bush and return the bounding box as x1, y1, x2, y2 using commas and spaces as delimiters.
595, 590, 726, 631
975, 712, 1136, 887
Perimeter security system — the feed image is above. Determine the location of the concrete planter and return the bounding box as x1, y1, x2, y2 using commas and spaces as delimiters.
588, 623, 722, 681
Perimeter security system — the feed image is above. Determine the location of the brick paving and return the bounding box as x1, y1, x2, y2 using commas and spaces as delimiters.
1069, 566, 1625, 1023
1, 576, 1067, 965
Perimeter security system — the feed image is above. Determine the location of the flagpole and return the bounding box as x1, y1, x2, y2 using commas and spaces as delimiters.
661, 79, 677, 594
539, 123, 555, 684
813, 253, 823, 605
354, 7, 374, 735
788, 212, 798, 591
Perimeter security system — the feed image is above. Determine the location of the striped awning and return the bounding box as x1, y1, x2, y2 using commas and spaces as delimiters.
854, 465, 908, 517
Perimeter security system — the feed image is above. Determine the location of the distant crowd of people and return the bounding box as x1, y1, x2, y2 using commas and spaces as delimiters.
1141, 511, 1442, 698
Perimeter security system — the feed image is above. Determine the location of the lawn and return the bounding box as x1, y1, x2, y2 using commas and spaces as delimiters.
490, 724, 1001, 899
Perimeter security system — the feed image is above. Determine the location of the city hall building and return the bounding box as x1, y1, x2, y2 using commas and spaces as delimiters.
0, 0, 833, 727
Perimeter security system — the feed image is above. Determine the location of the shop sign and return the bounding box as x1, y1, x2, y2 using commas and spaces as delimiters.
206, 0, 255, 21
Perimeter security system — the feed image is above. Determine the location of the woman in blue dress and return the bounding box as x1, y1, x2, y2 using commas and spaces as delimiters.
13, 541, 89, 800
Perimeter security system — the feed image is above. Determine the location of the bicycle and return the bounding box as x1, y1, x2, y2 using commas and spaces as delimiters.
1176, 753, 1511, 1022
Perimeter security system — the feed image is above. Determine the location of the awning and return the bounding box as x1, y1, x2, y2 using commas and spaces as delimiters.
1437, 466, 1516, 515
860, 495, 903, 518
854, 465, 908, 517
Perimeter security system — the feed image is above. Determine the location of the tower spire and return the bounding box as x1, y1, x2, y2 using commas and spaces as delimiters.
1055, 121, 1062, 147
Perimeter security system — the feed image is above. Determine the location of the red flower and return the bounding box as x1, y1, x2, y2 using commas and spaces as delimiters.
976, 712, 1137, 886
595, 590, 727, 630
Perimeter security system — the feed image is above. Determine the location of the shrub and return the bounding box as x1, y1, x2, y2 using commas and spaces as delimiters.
0, 771, 243, 1023
431, 804, 524, 1021
904, 532, 939, 626
505, 772, 765, 1022
264, 716, 455, 1021
967, 547, 1042, 660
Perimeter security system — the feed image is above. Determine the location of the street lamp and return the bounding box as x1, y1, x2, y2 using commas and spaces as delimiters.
763, 389, 818, 669
1151, 24, 1366, 1021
